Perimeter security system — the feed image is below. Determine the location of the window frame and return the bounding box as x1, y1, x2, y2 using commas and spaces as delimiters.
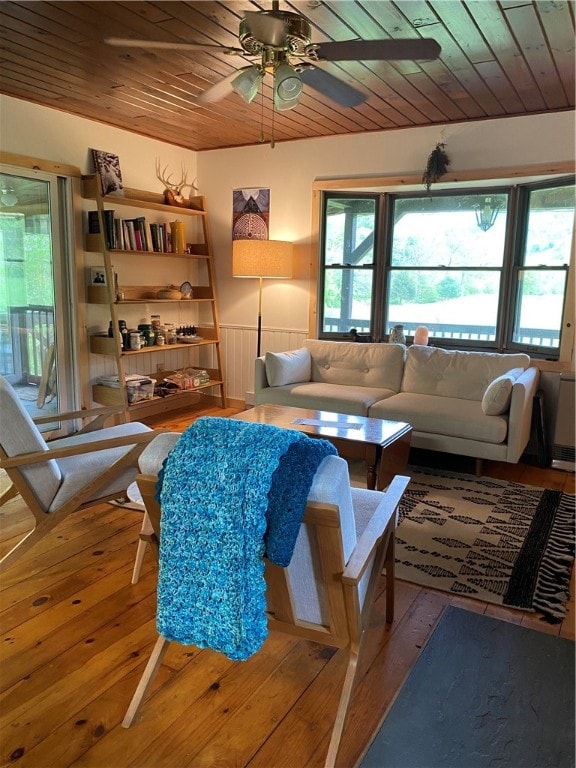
317, 175, 574, 360
318, 191, 380, 339
505, 178, 572, 357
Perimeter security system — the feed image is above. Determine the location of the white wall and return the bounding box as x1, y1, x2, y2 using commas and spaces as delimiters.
197, 111, 575, 335
0, 95, 197, 191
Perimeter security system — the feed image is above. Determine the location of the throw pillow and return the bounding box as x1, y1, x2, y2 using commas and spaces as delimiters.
265, 348, 311, 387
481, 368, 524, 415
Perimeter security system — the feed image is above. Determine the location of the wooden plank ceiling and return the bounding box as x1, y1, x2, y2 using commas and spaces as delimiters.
0, 1, 574, 152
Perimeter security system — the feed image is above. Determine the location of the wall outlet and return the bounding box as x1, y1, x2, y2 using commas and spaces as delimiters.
156, 363, 165, 372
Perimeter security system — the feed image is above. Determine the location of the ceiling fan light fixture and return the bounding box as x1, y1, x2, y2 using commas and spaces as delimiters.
274, 62, 303, 111
231, 66, 264, 104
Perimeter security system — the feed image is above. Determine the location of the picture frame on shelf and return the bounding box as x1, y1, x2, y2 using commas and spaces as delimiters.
91, 149, 124, 197
90, 267, 107, 286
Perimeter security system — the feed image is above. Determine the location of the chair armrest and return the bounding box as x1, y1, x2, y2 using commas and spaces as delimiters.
341, 475, 410, 586
34, 404, 128, 431
0, 429, 166, 469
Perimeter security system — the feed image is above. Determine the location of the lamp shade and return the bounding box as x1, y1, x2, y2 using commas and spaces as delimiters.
231, 65, 264, 104
232, 239, 293, 279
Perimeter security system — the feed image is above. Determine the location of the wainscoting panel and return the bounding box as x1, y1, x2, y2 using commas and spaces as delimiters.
219, 325, 308, 403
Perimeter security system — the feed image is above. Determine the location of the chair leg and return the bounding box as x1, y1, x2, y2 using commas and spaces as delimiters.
0, 482, 20, 507
384, 526, 395, 625
122, 635, 170, 728
0, 514, 62, 573
131, 511, 154, 584
324, 649, 359, 768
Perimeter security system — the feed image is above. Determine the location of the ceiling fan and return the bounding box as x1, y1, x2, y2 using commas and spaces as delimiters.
106, 1, 441, 112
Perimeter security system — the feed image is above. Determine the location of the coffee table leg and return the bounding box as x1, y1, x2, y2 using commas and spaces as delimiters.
366, 463, 377, 490
376, 430, 412, 490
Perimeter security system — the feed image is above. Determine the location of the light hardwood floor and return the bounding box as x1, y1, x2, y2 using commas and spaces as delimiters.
1, 404, 574, 768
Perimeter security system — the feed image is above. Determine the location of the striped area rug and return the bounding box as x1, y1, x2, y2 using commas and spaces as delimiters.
395, 468, 575, 623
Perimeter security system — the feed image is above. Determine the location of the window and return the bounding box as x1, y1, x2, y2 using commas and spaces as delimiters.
387, 191, 509, 345
319, 178, 574, 358
511, 183, 574, 351
320, 194, 377, 336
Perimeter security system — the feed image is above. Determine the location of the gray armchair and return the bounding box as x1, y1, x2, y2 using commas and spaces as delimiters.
0, 374, 164, 571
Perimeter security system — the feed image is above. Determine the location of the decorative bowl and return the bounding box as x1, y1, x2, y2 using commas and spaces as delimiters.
157, 289, 182, 300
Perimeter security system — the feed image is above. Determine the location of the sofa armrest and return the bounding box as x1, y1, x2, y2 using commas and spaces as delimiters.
506, 366, 540, 462
254, 356, 269, 395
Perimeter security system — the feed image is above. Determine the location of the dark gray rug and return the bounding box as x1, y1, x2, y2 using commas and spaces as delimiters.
360, 606, 575, 768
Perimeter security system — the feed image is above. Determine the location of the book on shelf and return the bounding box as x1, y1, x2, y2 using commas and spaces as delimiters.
87, 209, 116, 249
97, 373, 152, 388
91, 149, 124, 197
149, 222, 171, 252
124, 219, 136, 250
87, 210, 100, 234
86, 212, 174, 253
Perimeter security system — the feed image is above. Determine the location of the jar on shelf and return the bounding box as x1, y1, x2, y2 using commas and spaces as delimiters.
129, 331, 141, 350
165, 324, 177, 344
151, 314, 161, 331
170, 220, 186, 253
138, 323, 154, 346
155, 328, 166, 346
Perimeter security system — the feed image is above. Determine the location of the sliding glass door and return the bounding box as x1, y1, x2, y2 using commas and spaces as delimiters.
0, 168, 75, 428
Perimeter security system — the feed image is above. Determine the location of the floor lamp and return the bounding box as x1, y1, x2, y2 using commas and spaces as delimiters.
232, 239, 293, 357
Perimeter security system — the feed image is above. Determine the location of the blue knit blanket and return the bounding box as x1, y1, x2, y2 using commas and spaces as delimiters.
155, 416, 336, 660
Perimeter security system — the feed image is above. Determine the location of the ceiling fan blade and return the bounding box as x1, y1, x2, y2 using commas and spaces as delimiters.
105, 37, 243, 55
299, 68, 366, 108
197, 67, 258, 104
315, 38, 441, 61
243, 11, 287, 48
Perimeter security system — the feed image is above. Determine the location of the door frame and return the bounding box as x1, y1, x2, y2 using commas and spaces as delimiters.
0, 156, 82, 429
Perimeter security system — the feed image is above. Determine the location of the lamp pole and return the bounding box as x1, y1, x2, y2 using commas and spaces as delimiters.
257, 275, 264, 357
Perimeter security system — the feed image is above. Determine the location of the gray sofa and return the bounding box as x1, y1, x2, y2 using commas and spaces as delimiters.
254, 339, 540, 465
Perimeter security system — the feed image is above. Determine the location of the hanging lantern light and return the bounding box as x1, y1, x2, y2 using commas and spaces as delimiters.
474, 196, 502, 232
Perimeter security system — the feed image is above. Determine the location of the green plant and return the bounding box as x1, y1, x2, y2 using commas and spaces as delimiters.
422, 143, 450, 191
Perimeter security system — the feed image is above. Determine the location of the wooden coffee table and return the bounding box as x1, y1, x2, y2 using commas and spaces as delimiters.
233, 404, 412, 491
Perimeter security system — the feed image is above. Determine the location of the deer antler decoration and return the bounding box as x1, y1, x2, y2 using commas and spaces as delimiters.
155, 159, 199, 207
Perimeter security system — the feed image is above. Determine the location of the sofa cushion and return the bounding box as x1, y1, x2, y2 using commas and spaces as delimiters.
256, 381, 397, 416
369, 392, 509, 444
401, 346, 530, 401
481, 368, 525, 415
265, 348, 311, 387
304, 339, 405, 392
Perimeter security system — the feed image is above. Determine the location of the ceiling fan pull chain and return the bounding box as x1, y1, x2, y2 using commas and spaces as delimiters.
260, 87, 265, 144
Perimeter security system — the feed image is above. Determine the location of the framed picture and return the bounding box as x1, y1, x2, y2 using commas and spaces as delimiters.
91, 149, 124, 197
232, 187, 269, 240
90, 267, 107, 286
